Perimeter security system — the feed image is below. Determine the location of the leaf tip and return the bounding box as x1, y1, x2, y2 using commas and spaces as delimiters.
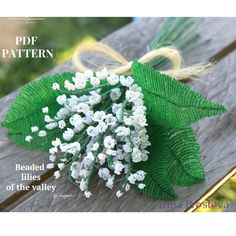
221, 105, 228, 114
166, 191, 178, 201
191, 169, 205, 184
131, 60, 141, 72
197, 172, 205, 182
212, 103, 228, 118
1, 118, 8, 128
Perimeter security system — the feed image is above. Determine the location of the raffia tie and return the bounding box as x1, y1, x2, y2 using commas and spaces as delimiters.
72, 42, 212, 81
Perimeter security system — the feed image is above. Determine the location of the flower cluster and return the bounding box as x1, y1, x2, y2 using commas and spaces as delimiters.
25, 68, 151, 198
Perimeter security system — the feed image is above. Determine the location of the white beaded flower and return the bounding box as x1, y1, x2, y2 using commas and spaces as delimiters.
25, 69, 150, 198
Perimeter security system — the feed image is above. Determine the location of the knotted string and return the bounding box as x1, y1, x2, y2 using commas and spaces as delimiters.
72, 42, 212, 81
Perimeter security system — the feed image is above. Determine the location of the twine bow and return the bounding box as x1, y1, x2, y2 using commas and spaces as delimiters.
72, 42, 212, 81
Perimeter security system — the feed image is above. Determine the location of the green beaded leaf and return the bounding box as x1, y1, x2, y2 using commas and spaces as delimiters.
167, 127, 205, 185
131, 60, 227, 129
134, 124, 177, 200
135, 124, 205, 199
2, 72, 75, 152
